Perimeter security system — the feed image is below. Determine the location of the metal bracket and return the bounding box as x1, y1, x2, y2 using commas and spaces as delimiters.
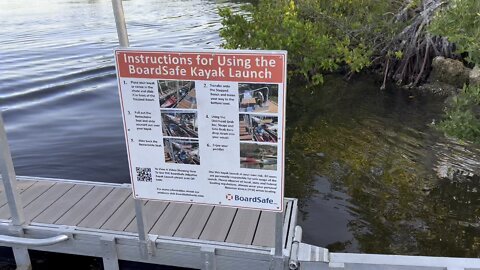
101, 235, 119, 270
139, 234, 157, 259
7, 223, 24, 236
58, 225, 75, 240
200, 246, 216, 270
147, 234, 157, 257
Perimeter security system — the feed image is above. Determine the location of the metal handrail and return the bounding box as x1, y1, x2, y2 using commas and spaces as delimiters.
0, 234, 69, 246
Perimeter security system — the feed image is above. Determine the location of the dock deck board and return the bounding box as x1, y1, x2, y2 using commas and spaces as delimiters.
34, 184, 93, 224
0, 180, 37, 218
225, 209, 261, 245
174, 205, 214, 239
124, 200, 169, 233
55, 186, 113, 226
199, 206, 237, 242
252, 211, 275, 247
1, 178, 295, 248
150, 203, 191, 237
20, 181, 53, 207
78, 187, 130, 229
1, 181, 53, 219
24, 183, 74, 221
101, 195, 137, 231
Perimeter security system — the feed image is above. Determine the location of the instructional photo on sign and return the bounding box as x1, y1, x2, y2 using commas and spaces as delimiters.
158, 80, 197, 109
239, 83, 278, 113
163, 138, 200, 165
240, 143, 277, 170
239, 114, 278, 142
115, 49, 287, 211
161, 110, 198, 138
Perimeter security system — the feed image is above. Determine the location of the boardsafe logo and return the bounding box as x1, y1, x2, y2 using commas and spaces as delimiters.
225, 194, 274, 204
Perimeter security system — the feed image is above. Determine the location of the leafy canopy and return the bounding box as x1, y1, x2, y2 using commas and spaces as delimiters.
218, 0, 401, 84
429, 0, 480, 64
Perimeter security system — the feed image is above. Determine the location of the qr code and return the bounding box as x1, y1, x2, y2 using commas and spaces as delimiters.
136, 167, 152, 182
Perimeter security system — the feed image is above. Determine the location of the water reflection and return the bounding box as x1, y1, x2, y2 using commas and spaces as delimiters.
0, 0, 237, 182
286, 76, 480, 256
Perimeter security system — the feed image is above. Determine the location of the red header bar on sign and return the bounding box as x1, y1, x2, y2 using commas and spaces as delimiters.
115, 50, 285, 83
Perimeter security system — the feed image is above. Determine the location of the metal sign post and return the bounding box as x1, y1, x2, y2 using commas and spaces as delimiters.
111, 2, 286, 269
111, 0, 152, 261
0, 112, 32, 270
273, 211, 284, 269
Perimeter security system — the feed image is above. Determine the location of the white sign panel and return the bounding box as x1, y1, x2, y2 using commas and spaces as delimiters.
114, 49, 287, 211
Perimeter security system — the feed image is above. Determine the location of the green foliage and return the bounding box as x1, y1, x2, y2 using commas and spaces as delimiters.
296, 0, 403, 48
438, 85, 480, 144
430, 1, 480, 143
218, 0, 398, 84
429, 0, 480, 64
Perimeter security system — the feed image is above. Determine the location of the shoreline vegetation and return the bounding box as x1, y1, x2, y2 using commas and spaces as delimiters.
219, 0, 480, 144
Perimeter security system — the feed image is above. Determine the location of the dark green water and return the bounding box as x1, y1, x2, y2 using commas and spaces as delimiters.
286, 76, 480, 257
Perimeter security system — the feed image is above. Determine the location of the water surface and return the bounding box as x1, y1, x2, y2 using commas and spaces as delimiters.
1, 0, 479, 259
287, 78, 480, 257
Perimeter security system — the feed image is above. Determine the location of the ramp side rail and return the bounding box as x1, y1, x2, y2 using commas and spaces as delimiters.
289, 226, 480, 270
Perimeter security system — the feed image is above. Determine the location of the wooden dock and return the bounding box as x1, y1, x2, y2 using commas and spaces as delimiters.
0, 176, 298, 270
0, 176, 295, 248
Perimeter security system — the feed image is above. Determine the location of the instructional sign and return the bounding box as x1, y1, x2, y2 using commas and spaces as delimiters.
114, 49, 287, 211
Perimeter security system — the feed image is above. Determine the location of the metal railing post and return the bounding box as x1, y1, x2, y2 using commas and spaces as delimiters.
111, 0, 152, 259
112, 0, 129, 47
0, 113, 26, 226
0, 112, 32, 270
271, 211, 284, 270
